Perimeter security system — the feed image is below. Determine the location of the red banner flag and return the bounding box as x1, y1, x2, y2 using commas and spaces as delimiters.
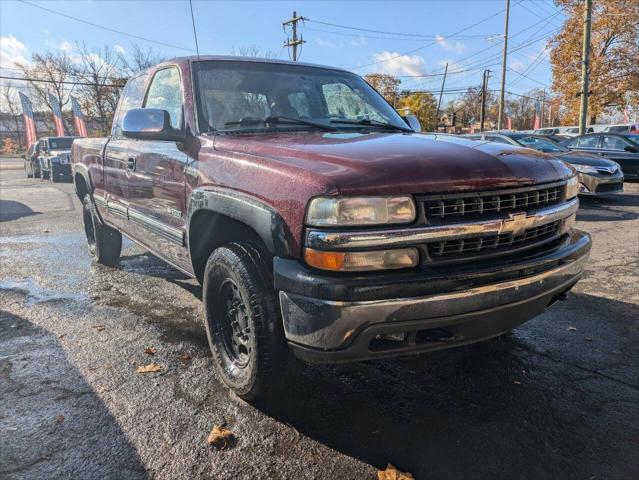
70, 95, 88, 138
533, 100, 542, 130
48, 93, 65, 136
18, 92, 38, 148
506, 116, 512, 130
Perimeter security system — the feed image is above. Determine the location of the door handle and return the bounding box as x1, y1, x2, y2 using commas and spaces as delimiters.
127, 156, 136, 171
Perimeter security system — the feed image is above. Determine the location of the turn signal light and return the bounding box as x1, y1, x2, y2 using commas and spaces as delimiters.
304, 247, 419, 272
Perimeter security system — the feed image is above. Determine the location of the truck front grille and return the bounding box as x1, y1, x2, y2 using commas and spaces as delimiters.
420, 184, 563, 220
427, 220, 561, 259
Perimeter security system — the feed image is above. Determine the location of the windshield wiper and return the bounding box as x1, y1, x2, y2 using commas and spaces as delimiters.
330, 118, 413, 132
225, 116, 336, 131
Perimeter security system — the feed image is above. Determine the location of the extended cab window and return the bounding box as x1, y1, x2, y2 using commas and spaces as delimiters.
572, 136, 599, 148
112, 74, 148, 138
601, 135, 628, 151
144, 67, 183, 129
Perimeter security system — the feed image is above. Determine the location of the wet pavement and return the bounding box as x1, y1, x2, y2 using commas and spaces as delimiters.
1, 162, 638, 479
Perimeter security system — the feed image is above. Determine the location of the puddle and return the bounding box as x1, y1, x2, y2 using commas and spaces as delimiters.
0, 278, 86, 306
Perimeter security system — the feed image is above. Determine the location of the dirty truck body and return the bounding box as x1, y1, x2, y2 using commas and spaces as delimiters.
72, 56, 590, 398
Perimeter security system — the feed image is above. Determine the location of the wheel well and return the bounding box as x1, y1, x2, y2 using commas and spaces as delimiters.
189, 210, 266, 282
75, 173, 89, 201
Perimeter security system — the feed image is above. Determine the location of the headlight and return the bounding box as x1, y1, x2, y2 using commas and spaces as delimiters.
572, 164, 598, 174
304, 247, 419, 272
565, 175, 580, 199
306, 196, 416, 227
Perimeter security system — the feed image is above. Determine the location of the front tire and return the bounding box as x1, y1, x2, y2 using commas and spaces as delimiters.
203, 242, 288, 400
26, 164, 33, 178
82, 195, 122, 267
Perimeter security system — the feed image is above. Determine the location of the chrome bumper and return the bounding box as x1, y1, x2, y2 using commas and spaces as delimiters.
280, 230, 591, 363
579, 172, 624, 195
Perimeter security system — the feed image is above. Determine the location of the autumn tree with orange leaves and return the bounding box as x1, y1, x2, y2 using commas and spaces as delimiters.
549, 0, 639, 124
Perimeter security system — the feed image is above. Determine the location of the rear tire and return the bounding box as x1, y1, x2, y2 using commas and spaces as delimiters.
82, 195, 122, 267
202, 242, 289, 400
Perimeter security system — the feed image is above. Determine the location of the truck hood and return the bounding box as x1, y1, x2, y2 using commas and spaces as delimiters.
213, 131, 573, 195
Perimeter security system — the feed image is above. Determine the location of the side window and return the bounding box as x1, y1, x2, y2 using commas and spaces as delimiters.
574, 135, 599, 148
144, 67, 183, 129
601, 135, 627, 151
112, 74, 148, 138
486, 135, 511, 144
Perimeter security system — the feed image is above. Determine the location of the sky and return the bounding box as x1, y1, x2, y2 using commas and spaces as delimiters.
0, 0, 563, 102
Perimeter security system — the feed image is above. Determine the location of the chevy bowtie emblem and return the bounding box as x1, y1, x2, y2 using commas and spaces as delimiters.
500, 212, 534, 236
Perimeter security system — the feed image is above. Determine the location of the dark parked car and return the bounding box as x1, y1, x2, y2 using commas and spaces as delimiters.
72, 56, 590, 399
563, 133, 639, 180
464, 132, 624, 195
22, 141, 41, 178
37, 136, 77, 182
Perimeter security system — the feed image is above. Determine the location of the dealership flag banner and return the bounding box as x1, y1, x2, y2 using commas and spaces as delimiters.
70, 95, 88, 138
18, 92, 38, 148
48, 93, 66, 137
533, 100, 542, 130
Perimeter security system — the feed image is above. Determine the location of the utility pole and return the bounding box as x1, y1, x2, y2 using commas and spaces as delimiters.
480, 69, 491, 132
283, 11, 306, 61
578, 0, 592, 135
497, 0, 510, 130
541, 89, 546, 128
435, 62, 448, 130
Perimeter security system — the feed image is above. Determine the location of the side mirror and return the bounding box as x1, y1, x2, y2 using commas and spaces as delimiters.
624, 145, 637, 153
401, 114, 422, 132
122, 108, 185, 142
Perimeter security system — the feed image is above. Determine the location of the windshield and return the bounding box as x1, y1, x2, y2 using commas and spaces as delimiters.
48, 138, 74, 150
623, 134, 639, 146
516, 135, 568, 153
194, 60, 409, 133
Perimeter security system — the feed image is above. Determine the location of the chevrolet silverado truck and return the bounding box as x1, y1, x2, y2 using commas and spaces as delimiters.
72, 56, 591, 399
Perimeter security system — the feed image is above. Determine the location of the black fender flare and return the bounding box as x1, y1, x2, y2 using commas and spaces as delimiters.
188, 187, 295, 258
72, 163, 94, 196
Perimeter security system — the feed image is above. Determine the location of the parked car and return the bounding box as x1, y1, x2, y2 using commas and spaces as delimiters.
72, 56, 590, 399
22, 141, 41, 178
563, 133, 639, 180
560, 126, 594, 136
464, 132, 624, 195
533, 128, 560, 135
38, 136, 77, 182
603, 124, 639, 134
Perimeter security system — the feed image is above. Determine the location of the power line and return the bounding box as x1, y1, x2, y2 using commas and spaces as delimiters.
0, 75, 125, 88
18, 0, 194, 53
349, 2, 519, 70
305, 26, 493, 42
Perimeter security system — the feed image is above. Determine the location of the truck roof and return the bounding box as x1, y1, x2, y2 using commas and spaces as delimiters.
162, 55, 352, 75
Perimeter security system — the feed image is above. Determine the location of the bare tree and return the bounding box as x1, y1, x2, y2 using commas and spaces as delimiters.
16, 51, 76, 134
231, 45, 278, 59
0, 87, 24, 149
118, 44, 166, 76
73, 43, 124, 136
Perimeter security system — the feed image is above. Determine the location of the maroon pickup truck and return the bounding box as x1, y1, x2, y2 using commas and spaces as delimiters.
72, 56, 590, 399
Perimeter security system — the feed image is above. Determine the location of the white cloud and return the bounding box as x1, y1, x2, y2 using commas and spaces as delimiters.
435, 35, 467, 54
0, 35, 30, 70
114, 44, 126, 55
371, 51, 426, 76
350, 36, 367, 47
45, 38, 75, 53
314, 37, 338, 49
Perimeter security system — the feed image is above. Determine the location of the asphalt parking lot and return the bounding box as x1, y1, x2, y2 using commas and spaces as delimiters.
1, 157, 638, 480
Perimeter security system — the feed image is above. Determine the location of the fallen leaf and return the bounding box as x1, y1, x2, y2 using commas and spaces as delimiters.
92, 325, 105, 332
378, 463, 414, 480
207, 425, 235, 449
55, 414, 64, 423
567, 326, 577, 332
104, 363, 113, 369
58, 333, 66, 340
136, 363, 162, 374
43, 229, 50, 233
144, 347, 157, 355
584, 337, 593, 342
513, 380, 522, 385
178, 354, 192, 362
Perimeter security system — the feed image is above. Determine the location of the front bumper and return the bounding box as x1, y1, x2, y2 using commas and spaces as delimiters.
51, 163, 72, 177
579, 171, 623, 195
276, 230, 591, 363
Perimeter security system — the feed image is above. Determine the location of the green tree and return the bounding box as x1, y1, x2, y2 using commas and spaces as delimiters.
397, 92, 437, 131
364, 73, 401, 106
550, 0, 639, 124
